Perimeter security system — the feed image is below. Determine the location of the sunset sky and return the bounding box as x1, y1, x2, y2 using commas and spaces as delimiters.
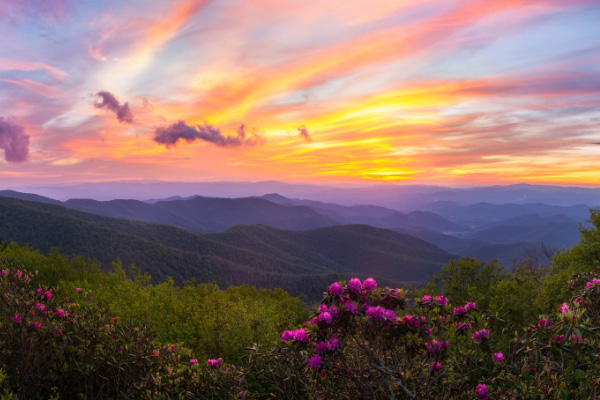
1, 0, 599, 187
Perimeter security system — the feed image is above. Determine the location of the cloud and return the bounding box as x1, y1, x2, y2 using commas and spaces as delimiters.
297, 125, 311, 141
142, 98, 153, 111
93, 91, 134, 123
154, 120, 263, 148
0, 118, 30, 162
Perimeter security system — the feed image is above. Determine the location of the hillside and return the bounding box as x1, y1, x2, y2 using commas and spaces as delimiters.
151, 196, 337, 231
422, 201, 591, 227
0, 196, 456, 298
206, 224, 453, 282
62, 196, 337, 233
259, 194, 468, 232
463, 222, 581, 248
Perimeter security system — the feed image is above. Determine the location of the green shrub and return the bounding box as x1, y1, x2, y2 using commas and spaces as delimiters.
0, 266, 246, 399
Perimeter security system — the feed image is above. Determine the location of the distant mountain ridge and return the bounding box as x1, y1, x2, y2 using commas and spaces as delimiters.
0, 189, 592, 271
10, 180, 600, 208
0, 196, 458, 299
65, 196, 337, 233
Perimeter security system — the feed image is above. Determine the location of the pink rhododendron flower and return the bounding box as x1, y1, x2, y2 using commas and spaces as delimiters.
363, 278, 377, 291
281, 330, 294, 342
464, 302, 476, 311
24, 275, 29, 281
44, 291, 52, 299
453, 306, 466, 316
402, 315, 420, 328
329, 282, 342, 296
112, 317, 118, 322
366, 306, 384, 321
554, 335, 564, 343
206, 359, 220, 368
318, 312, 332, 324
307, 354, 322, 371
76, 288, 81, 292
557, 303, 570, 314
33, 321, 42, 330
56, 310, 66, 318
493, 352, 504, 363
571, 333, 583, 343
327, 336, 339, 351
383, 309, 395, 320
35, 303, 45, 311
534, 318, 554, 330
52, 329, 63, 335
421, 295, 432, 303
37, 288, 43, 293
347, 278, 362, 292
344, 301, 358, 314
190, 359, 198, 366
152, 350, 158, 355
425, 340, 449, 354
475, 384, 489, 399
429, 361, 442, 373
435, 296, 448, 306
318, 304, 328, 313
292, 328, 309, 343
327, 306, 340, 318
472, 329, 490, 342
16, 270, 22, 278
315, 342, 329, 354
1, 269, 7, 276
11, 315, 21, 323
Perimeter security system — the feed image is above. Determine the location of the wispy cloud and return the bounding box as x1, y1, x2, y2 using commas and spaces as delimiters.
0, 0, 598, 185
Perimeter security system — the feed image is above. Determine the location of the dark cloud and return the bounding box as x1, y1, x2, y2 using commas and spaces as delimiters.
0, 118, 30, 162
154, 120, 263, 148
93, 91, 134, 124
297, 125, 311, 141
589, 142, 600, 145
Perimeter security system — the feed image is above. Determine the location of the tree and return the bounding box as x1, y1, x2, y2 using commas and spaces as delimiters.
541, 207, 600, 310
428, 257, 505, 312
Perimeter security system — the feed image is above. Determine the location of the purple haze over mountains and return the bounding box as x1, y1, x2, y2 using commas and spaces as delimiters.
7, 180, 600, 209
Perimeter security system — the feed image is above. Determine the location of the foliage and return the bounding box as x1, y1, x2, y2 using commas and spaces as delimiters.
541, 207, 600, 309
0, 266, 246, 399
247, 275, 600, 399
0, 243, 308, 366
0, 196, 451, 300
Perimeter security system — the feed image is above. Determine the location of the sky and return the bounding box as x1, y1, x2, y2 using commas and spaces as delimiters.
1, 0, 599, 187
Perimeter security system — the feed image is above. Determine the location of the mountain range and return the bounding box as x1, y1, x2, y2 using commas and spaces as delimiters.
9, 180, 600, 208
0, 181, 594, 294
0, 195, 457, 300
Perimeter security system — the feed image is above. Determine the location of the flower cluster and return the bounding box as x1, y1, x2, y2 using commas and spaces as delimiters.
472, 329, 490, 343
281, 328, 310, 343
365, 305, 395, 322
425, 339, 449, 355
534, 318, 554, 330
206, 358, 223, 368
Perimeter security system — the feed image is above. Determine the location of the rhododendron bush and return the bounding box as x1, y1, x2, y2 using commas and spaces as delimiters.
246, 276, 600, 399
0, 265, 246, 399
3, 264, 600, 398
